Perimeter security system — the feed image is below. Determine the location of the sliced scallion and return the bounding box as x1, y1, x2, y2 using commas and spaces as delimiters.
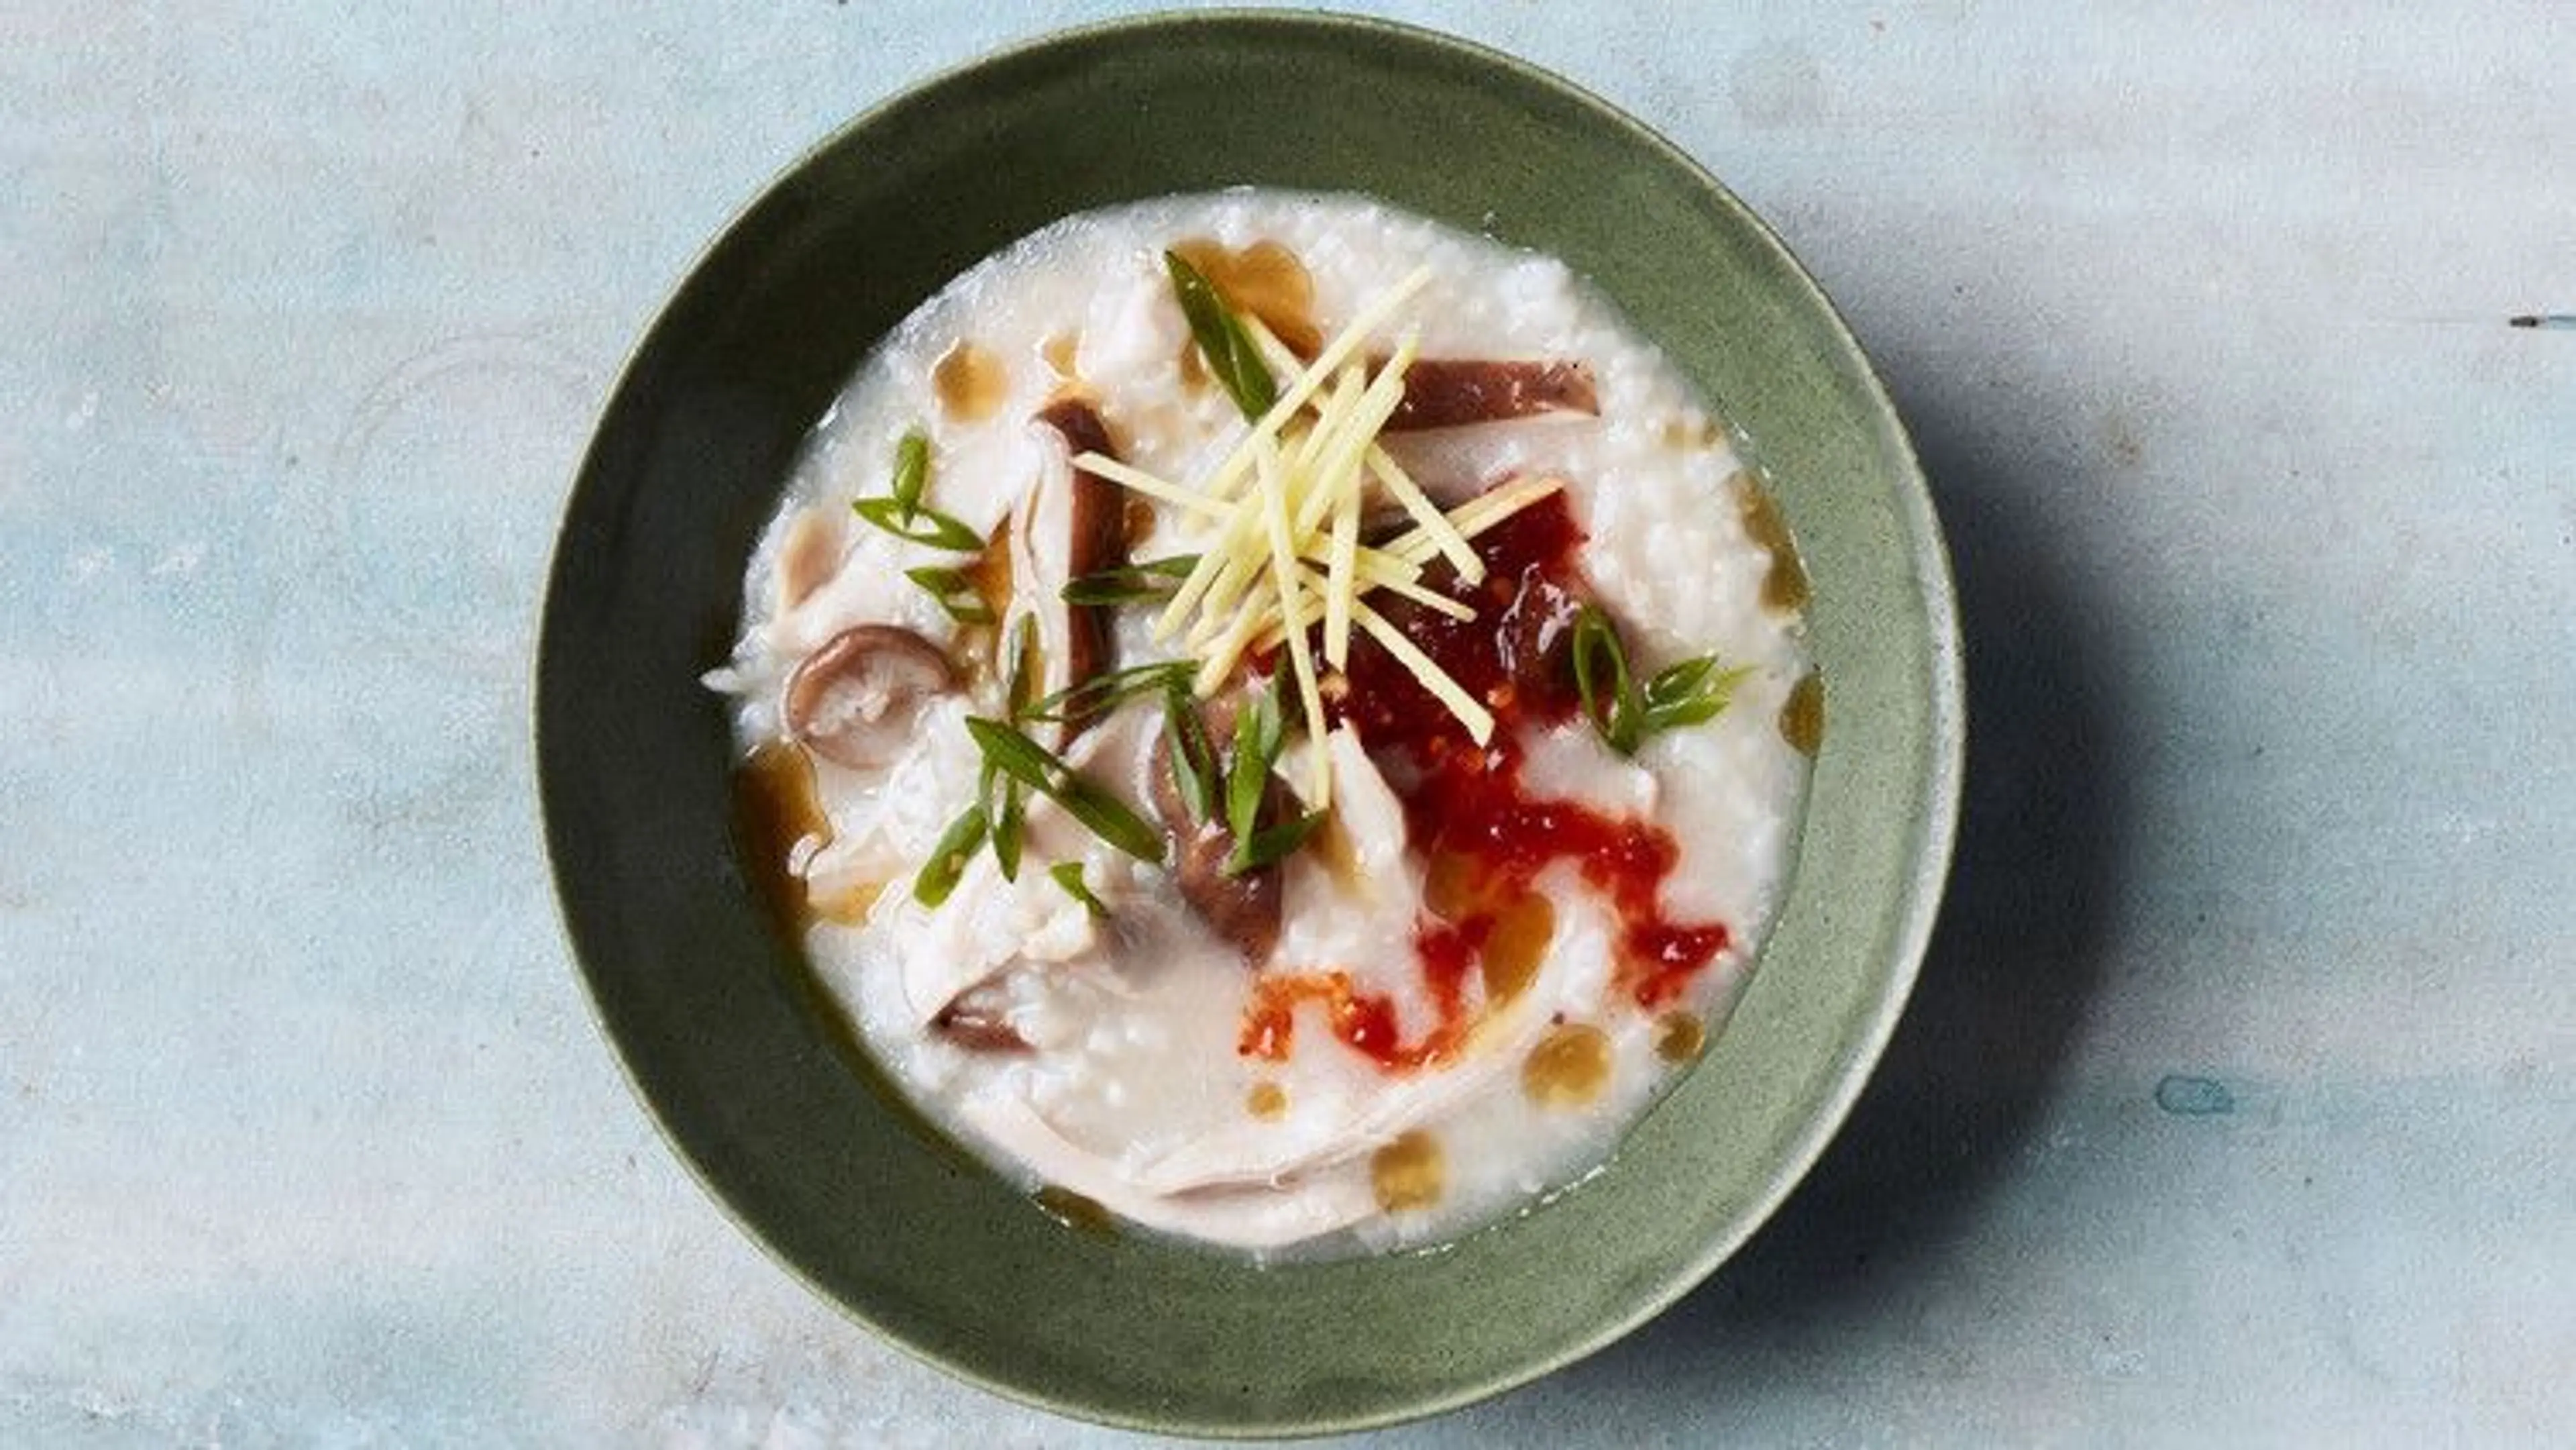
1020, 660, 1192, 725
1049, 860, 1109, 919
1004, 616, 1040, 720
1640, 657, 1752, 735
1226, 809, 1326, 876
904, 564, 995, 625
964, 717, 1165, 864
1571, 603, 1643, 754
1161, 677, 1220, 825
1224, 685, 1283, 845
991, 780, 1026, 881
1061, 554, 1201, 607
1166, 250, 1278, 422
1572, 603, 1742, 754
890, 429, 930, 517
853, 496, 984, 552
912, 803, 989, 907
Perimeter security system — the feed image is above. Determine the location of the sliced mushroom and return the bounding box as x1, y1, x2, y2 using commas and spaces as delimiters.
782, 624, 957, 770
1170, 817, 1284, 966
932, 987, 1033, 1053
1385, 359, 1599, 432
1018, 397, 1130, 743
1147, 693, 1285, 966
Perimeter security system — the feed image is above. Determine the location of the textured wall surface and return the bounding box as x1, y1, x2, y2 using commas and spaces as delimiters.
4, 3, 2571, 1445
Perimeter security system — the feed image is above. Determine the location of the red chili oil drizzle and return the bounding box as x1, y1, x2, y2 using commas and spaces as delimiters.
1238, 971, 1453, 1070
1239, 488, 1732, 1072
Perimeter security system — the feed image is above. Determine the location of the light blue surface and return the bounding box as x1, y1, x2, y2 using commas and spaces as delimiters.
5, 3, 2571, 1444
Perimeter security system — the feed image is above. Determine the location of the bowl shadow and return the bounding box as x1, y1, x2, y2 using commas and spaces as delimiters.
1427, 374, 2136, 1437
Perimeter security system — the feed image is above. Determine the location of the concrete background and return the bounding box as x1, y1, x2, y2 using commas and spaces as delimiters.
4, 3, 2571, 1444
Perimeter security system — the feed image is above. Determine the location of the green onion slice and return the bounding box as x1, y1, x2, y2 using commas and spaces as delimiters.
1640, 657, 1751, 735
991, 778, 1026, 881
1161, 678, 1220, 825
1049, 860, 1110, 919
912, 804, 989, 907
1165, 251, 1279, 423
890, 429, 930, 517
1224, 686, 1284, 844
1226, 809, 1326, 876
854, 497, 985, 552
1061, 554, 1200, 607
904, 565, 995, 625
1570, 604, 1642, 754
1572, 603, 1744, 754
1003, 616, 1040, 720
1021, 660, 1192, 725
964, 717, 1165, 864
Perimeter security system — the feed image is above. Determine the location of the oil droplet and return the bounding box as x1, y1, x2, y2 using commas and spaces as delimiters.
1421, 849, 1480, 919
1247, 1080, 1288, 1120
1780, 670, 1824, 758
774, 507, 843, 611
1313, 805, 1365, 887
1032, 1184, 1120, 1239
1170, 236, 1321, 354
965, 521, 1014, 623
1371, 1130, 1445, 1212
1481, 893, 1554, 1004
1040, 331, 1081, 379
813, 880, 883, 925
733, 741, 831, 931
1523, 1022, 1613, 1109
1658, 415, 1723, 452
934, 340, 1007, 423
1734, 472, 1811, 615
1653, 1011, 1705, 1064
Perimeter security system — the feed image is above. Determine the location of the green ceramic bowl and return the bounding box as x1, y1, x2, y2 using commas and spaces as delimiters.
539, 10, 1961, 1437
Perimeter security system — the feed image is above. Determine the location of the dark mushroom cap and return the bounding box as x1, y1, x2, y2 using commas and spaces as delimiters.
1169, 818, 1283, 965
1383, 358, 1599, 431
932, 990, 1034, 1053
782, 624, 958, 770
1034, 397, 1128, 741
1146, 692, 1284, 965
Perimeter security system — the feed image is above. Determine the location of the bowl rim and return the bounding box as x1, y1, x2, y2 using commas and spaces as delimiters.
538, 7, 1964, 1436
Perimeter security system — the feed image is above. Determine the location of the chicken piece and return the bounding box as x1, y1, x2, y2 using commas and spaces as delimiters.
960, 1093, 1377, 1252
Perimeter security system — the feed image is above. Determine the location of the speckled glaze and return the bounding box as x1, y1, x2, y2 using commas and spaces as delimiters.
538, 11, 1962, 1437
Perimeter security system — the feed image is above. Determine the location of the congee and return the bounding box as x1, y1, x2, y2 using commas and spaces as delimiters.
708, 191, 1815, 1257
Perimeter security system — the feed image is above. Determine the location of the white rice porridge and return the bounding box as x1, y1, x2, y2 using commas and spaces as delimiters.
709, 190, 1814, 1259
